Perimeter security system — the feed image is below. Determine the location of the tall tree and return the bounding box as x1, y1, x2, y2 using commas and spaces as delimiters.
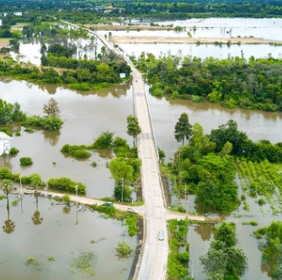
43, 98, 60, 117
127, 115, 141, 145
174, 113, 192, 145
1, 179, 13, 209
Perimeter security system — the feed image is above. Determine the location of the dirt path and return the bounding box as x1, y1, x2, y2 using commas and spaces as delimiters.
111, 36, 281, 45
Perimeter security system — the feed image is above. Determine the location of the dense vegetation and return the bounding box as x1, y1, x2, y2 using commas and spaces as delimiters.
137, 55, 282, 112
2, 1, 282, 23
0, 167, 44, 186
167, 219, 194, 280
253, 221, 282, 279
167, 117, 282, 213
0, 98, 26, 124
61, 144, 91, 159
200, 222, 248, 279
47, 177, 86, 194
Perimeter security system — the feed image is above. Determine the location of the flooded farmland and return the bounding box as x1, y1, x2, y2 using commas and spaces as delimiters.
0, 195, 136, 280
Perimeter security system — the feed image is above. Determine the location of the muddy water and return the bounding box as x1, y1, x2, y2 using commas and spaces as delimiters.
0, 194, 136, 280
112, 18, 282, 59
119, 43, 282, 60
148, 94, 282, 160
0, 80, 133, 198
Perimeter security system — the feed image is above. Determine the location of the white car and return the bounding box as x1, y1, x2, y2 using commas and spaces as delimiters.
158, 230, 164, 241
127, 207, 138, 214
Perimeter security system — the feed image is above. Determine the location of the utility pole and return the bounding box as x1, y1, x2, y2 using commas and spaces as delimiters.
121, 178, 124, 203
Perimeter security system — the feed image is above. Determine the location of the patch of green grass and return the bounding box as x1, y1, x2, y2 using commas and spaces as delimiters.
70, 252, 95, 274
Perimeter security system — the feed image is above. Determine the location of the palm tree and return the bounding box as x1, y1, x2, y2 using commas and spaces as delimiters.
30, 174, 42, 211
1, 179, 13, 209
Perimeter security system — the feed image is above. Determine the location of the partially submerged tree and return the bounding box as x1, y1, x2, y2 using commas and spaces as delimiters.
43, 98, 60, 117
174, 113, 192, 145
1, 179, 13, 209
127, 115, 141, 145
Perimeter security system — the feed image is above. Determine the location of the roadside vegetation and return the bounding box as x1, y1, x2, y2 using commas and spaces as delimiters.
90, 204, 140, 237
136, 54, 282, 112
167, 219, 194, 280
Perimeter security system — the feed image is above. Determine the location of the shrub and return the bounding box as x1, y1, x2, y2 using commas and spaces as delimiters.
10, 147, 19, 155
92, 131, 114, 149
47, 177, 86, 194
116, 241, 132, 256
22, 116, 63, 131
20, 157, 33, 166
258, 198, 266, 205
61, 144, 91, 159
91, 161, 97, 167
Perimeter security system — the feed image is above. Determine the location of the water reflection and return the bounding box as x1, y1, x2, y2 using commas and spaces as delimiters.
42, 130, 61, 146
194, 224, 215, 241
2, 208, 16, 234
32, 211, 43, 225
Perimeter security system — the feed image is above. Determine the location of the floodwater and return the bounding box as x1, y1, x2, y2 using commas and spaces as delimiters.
11, 37, 104, 66
0, 194, 136, 280
119, 43, 282, 60
0, 80, 133, 198
148, 93, 282, 160
105, 18, 282, 59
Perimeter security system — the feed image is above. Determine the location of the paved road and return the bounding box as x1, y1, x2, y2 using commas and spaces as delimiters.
59, 21, 206, 280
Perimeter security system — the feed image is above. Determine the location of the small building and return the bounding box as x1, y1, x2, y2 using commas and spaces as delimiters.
0, 132, 12, 156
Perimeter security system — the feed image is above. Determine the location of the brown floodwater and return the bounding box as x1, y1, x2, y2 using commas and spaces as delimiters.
1, 78, 282, 280
0, 80, 133, 199
0, 194, 136, 280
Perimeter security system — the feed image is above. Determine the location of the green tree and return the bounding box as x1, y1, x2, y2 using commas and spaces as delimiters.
114, 185, 132, 202
127, 115, 141, 145
220, 141, 233, 157
30, 174, 42, 190
1, 179, 13, 209
109, 158, 134, 185
43, 98, 60, 117
174, 113, 192, 145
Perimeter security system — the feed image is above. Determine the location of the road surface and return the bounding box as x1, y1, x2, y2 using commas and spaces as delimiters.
59, 21, 207, 280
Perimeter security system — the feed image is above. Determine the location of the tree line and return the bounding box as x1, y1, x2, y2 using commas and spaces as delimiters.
137, 54, 282, 112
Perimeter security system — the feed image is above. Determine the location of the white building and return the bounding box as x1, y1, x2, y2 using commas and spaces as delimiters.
0, 132, 12, 156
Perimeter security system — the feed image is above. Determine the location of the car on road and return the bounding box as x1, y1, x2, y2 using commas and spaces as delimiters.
158, 230, 164, 241
103, 202, 113, 206
127, 207, 138, 214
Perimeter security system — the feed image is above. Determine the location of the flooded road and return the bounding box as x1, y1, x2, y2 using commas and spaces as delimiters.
0, 194, 136, 280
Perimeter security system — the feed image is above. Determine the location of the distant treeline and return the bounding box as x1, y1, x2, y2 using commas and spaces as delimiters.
1, 1, 282, 23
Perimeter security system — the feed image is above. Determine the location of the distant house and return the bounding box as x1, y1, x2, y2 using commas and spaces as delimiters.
0, 132, 12, 156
